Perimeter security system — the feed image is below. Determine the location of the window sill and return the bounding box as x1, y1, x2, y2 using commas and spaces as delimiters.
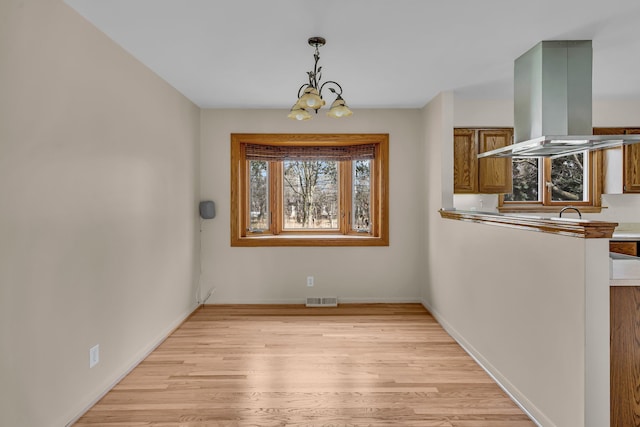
231, 234, 389, 247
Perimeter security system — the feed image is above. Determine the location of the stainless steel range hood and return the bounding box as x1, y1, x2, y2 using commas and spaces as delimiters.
478, 40, 640, 158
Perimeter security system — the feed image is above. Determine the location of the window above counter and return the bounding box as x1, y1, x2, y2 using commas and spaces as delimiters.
453, 127, 605, 213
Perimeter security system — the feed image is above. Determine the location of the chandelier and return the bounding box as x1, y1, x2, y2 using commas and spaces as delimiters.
288, 37, 353, 121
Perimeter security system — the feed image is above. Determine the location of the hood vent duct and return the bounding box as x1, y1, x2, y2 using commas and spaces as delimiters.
478, 40, 640, 158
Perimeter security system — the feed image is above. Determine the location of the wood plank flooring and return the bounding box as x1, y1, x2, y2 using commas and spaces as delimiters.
74, 304, 535, 426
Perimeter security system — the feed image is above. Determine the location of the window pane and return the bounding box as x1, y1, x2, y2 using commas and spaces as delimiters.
550, 152, 587, 202
504, 158, 540, 202
352, 160, 371, 232
249, 160, 269, 231
283, 160, 338, 229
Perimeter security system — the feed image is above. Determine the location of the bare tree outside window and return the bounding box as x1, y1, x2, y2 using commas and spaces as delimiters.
249, 160, 269, 230
504, 158, 540, 202
504, 152, 587, 203
352, 159, 371, 231
283, 160, 338, 229
550, 153, 585, 201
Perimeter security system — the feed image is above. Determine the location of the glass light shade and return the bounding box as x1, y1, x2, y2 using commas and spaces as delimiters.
287, 106, 312, 121
297, 87, 324, 110
327, 97, 353, 118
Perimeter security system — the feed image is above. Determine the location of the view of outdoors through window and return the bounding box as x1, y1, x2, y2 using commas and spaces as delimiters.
504, 158, 540, 202
352, 159, 371, 231
504, 152, 586, 203
249, 159, 373, 232
550, 152, 586, 201
283, 160, 338, 229
249, 160, 268, 230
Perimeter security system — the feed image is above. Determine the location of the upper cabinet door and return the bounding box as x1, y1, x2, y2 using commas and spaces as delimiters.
453, 129, 477, 193
478, 129, 513, 194
624, 130, 640, 193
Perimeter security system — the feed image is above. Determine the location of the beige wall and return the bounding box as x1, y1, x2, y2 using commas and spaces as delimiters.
0, 2, 200, 426
453, 96, 640, 128
199, 109, 424, 304
453, 97, 514, 128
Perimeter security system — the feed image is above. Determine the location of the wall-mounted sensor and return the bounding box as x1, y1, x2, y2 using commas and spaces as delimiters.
199, 201, 215, 219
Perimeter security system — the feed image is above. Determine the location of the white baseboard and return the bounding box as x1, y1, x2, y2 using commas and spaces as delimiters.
205, 297, 422, 305
65, 303, 200, 427
334, 297, 422, 304
421, 299, 550, 427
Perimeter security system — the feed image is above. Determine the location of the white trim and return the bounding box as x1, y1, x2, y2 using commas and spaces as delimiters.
65, 304, 200, 427
333, 297, 421, 304
204, 297, 422, 305
421, 299, 548, 427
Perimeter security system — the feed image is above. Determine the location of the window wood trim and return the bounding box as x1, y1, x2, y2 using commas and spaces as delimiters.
231, 133, 389, 247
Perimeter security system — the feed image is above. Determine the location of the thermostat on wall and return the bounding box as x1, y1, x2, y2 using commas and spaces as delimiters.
199, 201, 215, 219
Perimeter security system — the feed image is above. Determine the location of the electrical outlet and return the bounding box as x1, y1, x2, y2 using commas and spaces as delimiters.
307, 276, 314, 287
89, 344, 99, 368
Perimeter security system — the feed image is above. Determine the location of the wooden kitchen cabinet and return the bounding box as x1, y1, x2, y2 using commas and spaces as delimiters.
611, 286, 640, 426
610, 241, 638, 257
453, 129, 477, 193
624, 130, 640, 192
478, 129, 513, 193
454, 128, 513, 194
594, 127, 640, 193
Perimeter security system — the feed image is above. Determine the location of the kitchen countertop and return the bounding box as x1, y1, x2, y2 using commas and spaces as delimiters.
611, 222, 640, 240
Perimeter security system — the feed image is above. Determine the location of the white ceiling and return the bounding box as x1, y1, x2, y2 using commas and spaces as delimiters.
65, 0, 640, 109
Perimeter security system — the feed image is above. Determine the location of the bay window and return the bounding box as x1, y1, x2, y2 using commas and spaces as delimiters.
231, 134, 389, 246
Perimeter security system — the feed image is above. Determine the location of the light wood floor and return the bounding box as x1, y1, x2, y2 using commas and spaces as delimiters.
74, 304, 536, 426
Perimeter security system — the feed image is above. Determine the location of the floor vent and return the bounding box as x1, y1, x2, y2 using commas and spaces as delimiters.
306, 297, 338, 307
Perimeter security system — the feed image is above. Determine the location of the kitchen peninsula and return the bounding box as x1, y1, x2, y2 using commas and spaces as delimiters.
435, 209, 616, 427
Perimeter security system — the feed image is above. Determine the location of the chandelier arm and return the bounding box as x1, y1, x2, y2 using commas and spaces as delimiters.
297, 83, 310, 99
319, 80, 343, 97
